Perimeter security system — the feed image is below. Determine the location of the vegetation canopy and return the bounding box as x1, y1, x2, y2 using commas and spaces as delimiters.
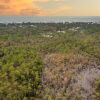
0, 22, 100, 99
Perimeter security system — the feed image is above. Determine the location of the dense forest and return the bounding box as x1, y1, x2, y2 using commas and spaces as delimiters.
0, 22, 100, 100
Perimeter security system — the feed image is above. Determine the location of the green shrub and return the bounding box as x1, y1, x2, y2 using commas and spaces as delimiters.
94, 79, 100, 100
0, 47, 43, 99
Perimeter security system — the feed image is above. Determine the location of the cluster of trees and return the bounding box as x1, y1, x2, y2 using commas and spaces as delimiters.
1, 22, 100, 34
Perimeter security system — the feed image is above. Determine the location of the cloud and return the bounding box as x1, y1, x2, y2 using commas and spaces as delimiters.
0, 0, 100, 16
33, 0, 65, 2
0, 0, 10, 3
20, 8, 46, 16
0, 5, 9, 9
44, 5, 72, 16
0, 0, 41, 15
0, 0, 72, 16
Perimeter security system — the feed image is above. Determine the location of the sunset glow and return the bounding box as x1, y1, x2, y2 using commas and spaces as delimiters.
0, 0, 100, 16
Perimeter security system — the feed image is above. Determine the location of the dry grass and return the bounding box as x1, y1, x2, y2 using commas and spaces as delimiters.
41, 52, 100, 99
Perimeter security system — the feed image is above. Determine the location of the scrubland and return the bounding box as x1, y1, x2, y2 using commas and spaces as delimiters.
0, 22, 100, 100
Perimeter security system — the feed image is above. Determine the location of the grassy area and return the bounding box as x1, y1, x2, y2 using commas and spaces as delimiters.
0, 22, 100, 99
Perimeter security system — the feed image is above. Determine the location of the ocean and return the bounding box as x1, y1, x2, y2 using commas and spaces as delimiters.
0, 16, 100, 23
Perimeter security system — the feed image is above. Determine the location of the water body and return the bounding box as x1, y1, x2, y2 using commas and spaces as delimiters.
0, 16, 100, 23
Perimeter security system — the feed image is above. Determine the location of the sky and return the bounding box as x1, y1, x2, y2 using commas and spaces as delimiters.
0, 0, 100, 16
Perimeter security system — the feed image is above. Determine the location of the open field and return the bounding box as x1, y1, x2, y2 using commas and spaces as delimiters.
0, 22, 100, 100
